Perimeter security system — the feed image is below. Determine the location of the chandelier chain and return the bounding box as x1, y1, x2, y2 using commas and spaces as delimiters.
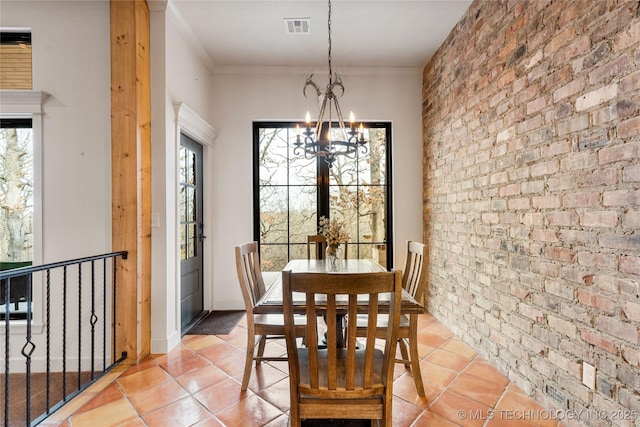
327, 0, 332, 82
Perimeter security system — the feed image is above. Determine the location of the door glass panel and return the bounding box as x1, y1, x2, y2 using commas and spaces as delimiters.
188, 187, 196, 222
186, 149, 195, 184
180, 225, 187, 260
180, 146, 187, 181
179, 145, 198, 261
188, 224, 196, 258
179, 186, 186, 223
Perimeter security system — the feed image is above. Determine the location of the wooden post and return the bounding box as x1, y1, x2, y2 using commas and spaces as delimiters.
110, 0, 151, 363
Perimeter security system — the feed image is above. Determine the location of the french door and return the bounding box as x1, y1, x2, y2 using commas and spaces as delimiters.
253, 122, 392, 271
179, 133, 205, 333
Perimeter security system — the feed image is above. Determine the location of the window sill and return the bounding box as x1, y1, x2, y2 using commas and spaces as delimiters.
0, 319, 44, 335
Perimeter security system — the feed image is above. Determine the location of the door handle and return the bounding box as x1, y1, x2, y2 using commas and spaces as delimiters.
198, 223, 206, 241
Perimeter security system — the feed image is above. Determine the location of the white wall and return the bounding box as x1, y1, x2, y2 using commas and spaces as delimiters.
1, 0, 112, 369
149, 2, 216, 353
210, 66, 424, 309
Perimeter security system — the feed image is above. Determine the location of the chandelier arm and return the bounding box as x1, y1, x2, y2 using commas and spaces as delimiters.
330, 75, 344, 98
306, 148, 318, 159
332, 98, 348, 141
303, 75, 321, 100
315, 95, 329, 142
325, 141, 358, 158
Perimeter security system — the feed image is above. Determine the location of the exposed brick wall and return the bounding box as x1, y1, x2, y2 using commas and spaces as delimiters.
422, 0, 640, 425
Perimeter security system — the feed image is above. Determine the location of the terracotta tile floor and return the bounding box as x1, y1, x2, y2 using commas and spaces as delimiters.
39, 313, 561, 427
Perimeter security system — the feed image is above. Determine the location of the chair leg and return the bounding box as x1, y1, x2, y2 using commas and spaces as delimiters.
289, 400, 301, 427
408, 317, 426, 397
383, 397, 392, 427
256, 334, 267, 365
398, 338, 410, 369
242, 330, 256, 391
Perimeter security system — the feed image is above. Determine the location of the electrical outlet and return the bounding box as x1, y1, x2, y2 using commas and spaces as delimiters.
583, 361, 596, 390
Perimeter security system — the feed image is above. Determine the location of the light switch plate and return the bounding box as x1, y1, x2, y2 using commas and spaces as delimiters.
583, 361, 596, 389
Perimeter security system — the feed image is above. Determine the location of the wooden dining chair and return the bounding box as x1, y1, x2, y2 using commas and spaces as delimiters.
307, 235, 349, 260
235, 242, 306, 391
282, 269, 403, 426
306, 235, 327, 259
354, 241, 428, 397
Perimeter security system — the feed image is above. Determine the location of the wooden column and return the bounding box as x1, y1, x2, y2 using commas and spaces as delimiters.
110, 0, 151, 363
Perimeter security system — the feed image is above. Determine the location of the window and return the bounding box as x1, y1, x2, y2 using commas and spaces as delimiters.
0, 31, 32, 90
254, 121, 392, 271
0, 118, 33, 319
0, 87, 47, 322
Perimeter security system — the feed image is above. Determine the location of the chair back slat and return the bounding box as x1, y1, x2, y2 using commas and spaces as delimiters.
345, 295, 358, 389
363, 292, 379, 388
304, 293, 319, 388
326, 294, 338, 389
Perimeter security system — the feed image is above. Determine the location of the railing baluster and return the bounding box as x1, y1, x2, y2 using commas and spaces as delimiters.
90, 260, 96, 380
112, 258, 117, 364
62, 265, 67, 400
22, 273, 34, 425
102, 258, 107, 372
46, 269, 51, 414
77, 263, 82, 390
4, 277, 10, 427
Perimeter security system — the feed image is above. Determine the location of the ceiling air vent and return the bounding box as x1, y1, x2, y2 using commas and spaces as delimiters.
285, 18, 310, 34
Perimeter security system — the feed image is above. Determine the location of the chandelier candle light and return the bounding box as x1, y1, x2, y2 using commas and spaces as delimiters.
294, 0, 368, 168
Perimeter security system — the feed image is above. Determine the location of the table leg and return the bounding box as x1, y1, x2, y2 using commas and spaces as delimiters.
320, 314, 346, 348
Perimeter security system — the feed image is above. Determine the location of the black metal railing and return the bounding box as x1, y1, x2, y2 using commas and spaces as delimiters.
1, 251, 128, 427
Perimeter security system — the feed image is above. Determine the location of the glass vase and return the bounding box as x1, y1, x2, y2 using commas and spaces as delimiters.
326, 245, 339, 270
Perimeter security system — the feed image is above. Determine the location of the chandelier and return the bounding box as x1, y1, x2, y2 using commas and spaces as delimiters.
294, 0, 367, 168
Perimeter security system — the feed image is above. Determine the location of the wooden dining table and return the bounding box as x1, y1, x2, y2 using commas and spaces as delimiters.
255, 259, 425, 347
256, 258, 425, 315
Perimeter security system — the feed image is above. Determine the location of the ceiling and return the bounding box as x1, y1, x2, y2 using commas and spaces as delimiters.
167, 0, 472, 69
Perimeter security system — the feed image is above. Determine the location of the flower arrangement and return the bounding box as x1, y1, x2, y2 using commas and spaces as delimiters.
318, 215, 349, 257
